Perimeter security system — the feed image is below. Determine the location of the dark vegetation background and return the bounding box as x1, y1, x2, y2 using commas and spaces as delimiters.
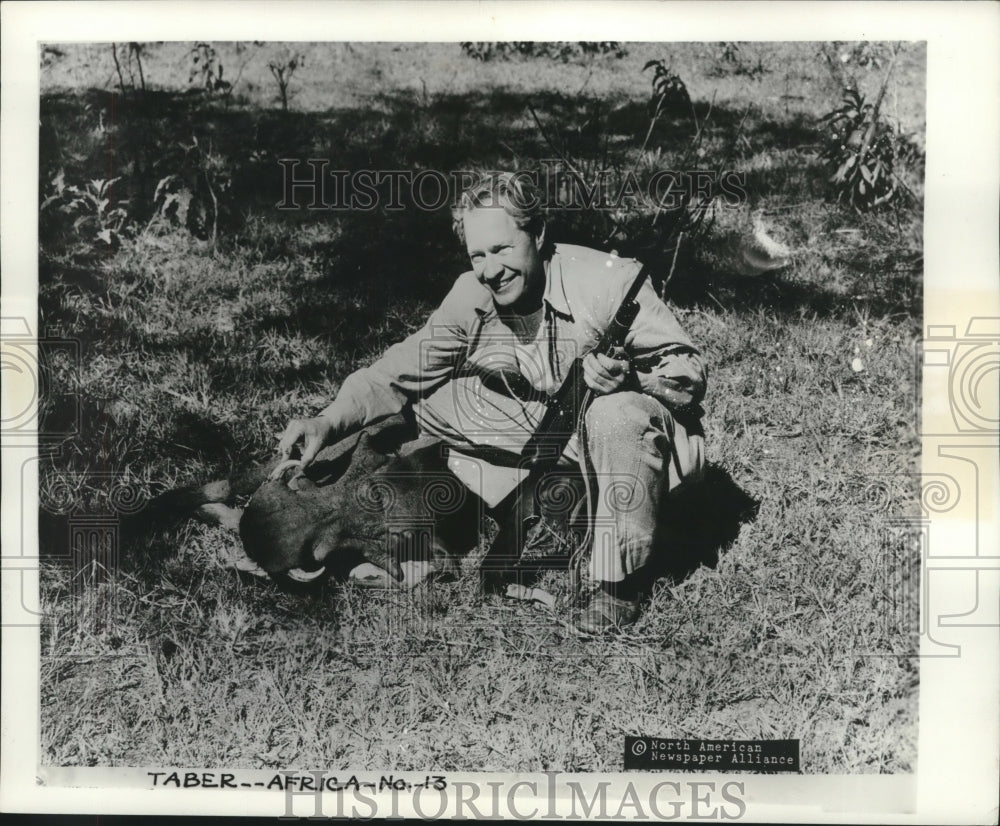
37, 41, 924, 772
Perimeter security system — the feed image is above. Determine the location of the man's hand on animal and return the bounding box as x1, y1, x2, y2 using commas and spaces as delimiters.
277, 415, 338, 469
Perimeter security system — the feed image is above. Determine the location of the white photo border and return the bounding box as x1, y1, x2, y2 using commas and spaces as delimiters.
2, 1, 998, 821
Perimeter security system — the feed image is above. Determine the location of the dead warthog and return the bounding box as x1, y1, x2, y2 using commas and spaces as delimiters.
231, 422, 487, 587
41, 416, 487, 589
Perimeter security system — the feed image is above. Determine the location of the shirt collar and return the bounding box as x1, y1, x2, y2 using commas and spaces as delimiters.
542, 250, 573, 319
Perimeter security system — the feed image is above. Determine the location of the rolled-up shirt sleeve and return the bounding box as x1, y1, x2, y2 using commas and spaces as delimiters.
624, 278, 707, 413
319, 273, 478, 432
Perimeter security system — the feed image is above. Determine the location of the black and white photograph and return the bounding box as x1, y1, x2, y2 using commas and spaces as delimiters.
2, 2, 998, 822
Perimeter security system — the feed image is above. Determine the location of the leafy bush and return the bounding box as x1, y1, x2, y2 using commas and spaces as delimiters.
643, 59, 693, 119
41, 171, 130, 248
819, 88, 913, 211
148, 135, 237, 243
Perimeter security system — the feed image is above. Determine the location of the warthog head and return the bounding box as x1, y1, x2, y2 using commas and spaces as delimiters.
239, 430, 484, 585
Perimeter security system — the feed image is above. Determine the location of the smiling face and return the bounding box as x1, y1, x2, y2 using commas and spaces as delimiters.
462, 207, 547, 315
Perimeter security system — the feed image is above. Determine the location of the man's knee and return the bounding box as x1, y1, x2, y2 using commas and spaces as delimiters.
585, 391, 667, 440
584, 391, 702, 484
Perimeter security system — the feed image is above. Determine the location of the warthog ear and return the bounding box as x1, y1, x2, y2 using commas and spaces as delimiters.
194, 502, 243, 531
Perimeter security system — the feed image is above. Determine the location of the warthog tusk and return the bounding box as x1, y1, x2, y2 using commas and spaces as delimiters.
269, 458, 303, 482
286, 566, 326, 583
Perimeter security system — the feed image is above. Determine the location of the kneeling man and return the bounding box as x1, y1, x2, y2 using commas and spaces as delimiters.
279, 171, 706, 633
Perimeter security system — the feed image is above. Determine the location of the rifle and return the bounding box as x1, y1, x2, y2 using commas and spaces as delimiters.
479, 264, 650, 595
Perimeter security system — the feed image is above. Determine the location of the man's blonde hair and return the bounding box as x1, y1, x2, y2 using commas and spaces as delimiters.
452, 171, 546, 246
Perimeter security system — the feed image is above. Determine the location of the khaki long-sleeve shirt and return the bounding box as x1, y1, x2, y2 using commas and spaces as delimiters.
320, 243, 707, 433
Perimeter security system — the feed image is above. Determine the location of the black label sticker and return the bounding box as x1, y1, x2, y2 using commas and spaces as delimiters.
624, 737, 800, 772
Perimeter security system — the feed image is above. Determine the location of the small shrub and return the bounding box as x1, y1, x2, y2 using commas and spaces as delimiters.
819, 88, 912, 211
41, 171, 130, 249
149, 174, 194, 229
149, 136, 235, 242
267, 50, 305, 112
643, 59, 692, 119
188, 42, 231, 94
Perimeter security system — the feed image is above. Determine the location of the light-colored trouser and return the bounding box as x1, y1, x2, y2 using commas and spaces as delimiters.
413, 378, 705, 583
